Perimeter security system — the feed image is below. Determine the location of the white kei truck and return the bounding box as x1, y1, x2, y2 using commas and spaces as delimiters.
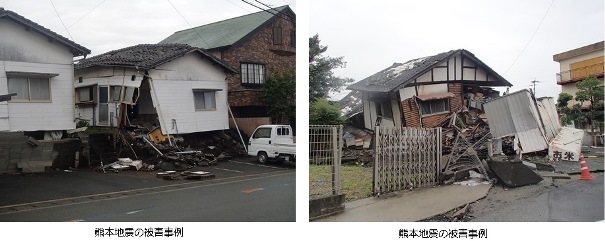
247, 125, 296, 164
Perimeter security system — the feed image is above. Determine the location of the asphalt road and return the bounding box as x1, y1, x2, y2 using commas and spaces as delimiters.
470, 173, 604, 222
0, 158, 296, 222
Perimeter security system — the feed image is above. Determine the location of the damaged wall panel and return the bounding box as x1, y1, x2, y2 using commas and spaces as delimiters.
536, 97, 562, 141
483, 90, 549, 153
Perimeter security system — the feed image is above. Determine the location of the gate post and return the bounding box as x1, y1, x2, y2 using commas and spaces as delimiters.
332, 126, 340, 195
373, 126, 380, 195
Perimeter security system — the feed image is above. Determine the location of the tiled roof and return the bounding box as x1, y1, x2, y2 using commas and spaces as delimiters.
0, 7, 90, 57
348, 49, 511, 93
74, 43, 235, 73
159, 5, 294, 49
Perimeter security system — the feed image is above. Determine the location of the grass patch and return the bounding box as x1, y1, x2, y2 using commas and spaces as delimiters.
310, 164, 373, 202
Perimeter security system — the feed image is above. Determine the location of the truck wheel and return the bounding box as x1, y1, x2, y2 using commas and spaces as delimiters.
257, 152, 268, 164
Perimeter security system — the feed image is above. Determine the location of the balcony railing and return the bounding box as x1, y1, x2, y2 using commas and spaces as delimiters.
556, 62, 604, 85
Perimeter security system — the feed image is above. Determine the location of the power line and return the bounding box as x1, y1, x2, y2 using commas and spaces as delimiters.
66, 0, 107, 30
227, 0, 252, 12
49, 0, 74, 40
504, 0, 555, 75
166, 0, 210, 48
241, 0, 295, 24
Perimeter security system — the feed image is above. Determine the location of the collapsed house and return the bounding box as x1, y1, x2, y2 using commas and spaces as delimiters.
73, 43, 236, 134
483, 89, 583, 162
347, 49, 512, 130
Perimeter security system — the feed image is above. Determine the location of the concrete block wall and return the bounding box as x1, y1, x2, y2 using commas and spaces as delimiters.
309, 194, 346, 221
0, 132, 81, 173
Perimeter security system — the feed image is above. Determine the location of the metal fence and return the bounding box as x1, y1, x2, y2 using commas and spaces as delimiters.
309, 125, 342, 200
374, 126, 441, 195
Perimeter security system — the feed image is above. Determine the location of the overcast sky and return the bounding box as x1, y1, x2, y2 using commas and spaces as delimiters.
310, 0, 604, 101
1, 0, 295, 57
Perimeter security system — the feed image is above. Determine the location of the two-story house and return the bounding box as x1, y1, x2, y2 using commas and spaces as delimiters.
348, 49, 512, 130
159, 5, 296, 135
553, 41, 604, 110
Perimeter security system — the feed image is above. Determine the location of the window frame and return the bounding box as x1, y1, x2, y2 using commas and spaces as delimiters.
252, 127, 272, 139
240, 63, 266, 85
419, 98, 450, 116
193, 89, 218, 111
75, 84, 98, 105
273, 26, 283, 45
7, 76, 52, 103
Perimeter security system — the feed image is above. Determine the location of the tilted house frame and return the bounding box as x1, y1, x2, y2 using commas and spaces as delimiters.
159, 5, 296, 135
74, 43, 236, 135
348, 49, 512, 130
1, 8, 90, 132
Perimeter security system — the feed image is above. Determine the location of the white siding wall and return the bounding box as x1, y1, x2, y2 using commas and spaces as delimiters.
0, 18, 77, 131
149, 54, 228, 134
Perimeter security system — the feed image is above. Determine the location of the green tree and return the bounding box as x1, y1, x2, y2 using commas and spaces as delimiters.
310, 98, 343, 125
262, 71, 296, 124
309, 34, 353, 101
574, 76, 604, 135
556, 92, 574, 126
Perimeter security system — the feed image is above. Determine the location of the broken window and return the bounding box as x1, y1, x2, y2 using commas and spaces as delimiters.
122, 86, 139, 105
419, 98, 450, 116
240, 63, 266, 85
8, 76, 51, 102
273, 27, 283, 45
193, 90, 216, 110
375, 100, 393, 119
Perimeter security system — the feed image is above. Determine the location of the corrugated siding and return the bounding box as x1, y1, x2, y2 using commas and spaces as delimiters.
537, 98, 561, 141
484, 90, 548, 153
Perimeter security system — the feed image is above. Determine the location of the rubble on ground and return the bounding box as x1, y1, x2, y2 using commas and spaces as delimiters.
81, 122, 247, 176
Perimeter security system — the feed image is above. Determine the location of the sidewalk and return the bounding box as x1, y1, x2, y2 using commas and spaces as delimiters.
315, 146, 603, 222
315, 183, 491, 222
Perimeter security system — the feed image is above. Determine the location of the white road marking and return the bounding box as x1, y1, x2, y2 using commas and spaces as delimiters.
126, 209, 144, 215
213, 168, 244, 173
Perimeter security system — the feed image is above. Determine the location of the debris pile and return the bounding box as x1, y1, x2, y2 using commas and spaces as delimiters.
83, 123, 247, 175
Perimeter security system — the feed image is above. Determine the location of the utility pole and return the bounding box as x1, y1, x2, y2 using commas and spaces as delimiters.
531, 78, 540, 96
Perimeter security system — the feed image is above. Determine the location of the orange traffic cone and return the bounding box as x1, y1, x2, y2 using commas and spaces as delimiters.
578, 153, 594, 180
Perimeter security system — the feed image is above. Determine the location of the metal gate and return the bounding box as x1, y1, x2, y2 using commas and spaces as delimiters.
309, 125, 342, 200
374, 126, 441, 195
